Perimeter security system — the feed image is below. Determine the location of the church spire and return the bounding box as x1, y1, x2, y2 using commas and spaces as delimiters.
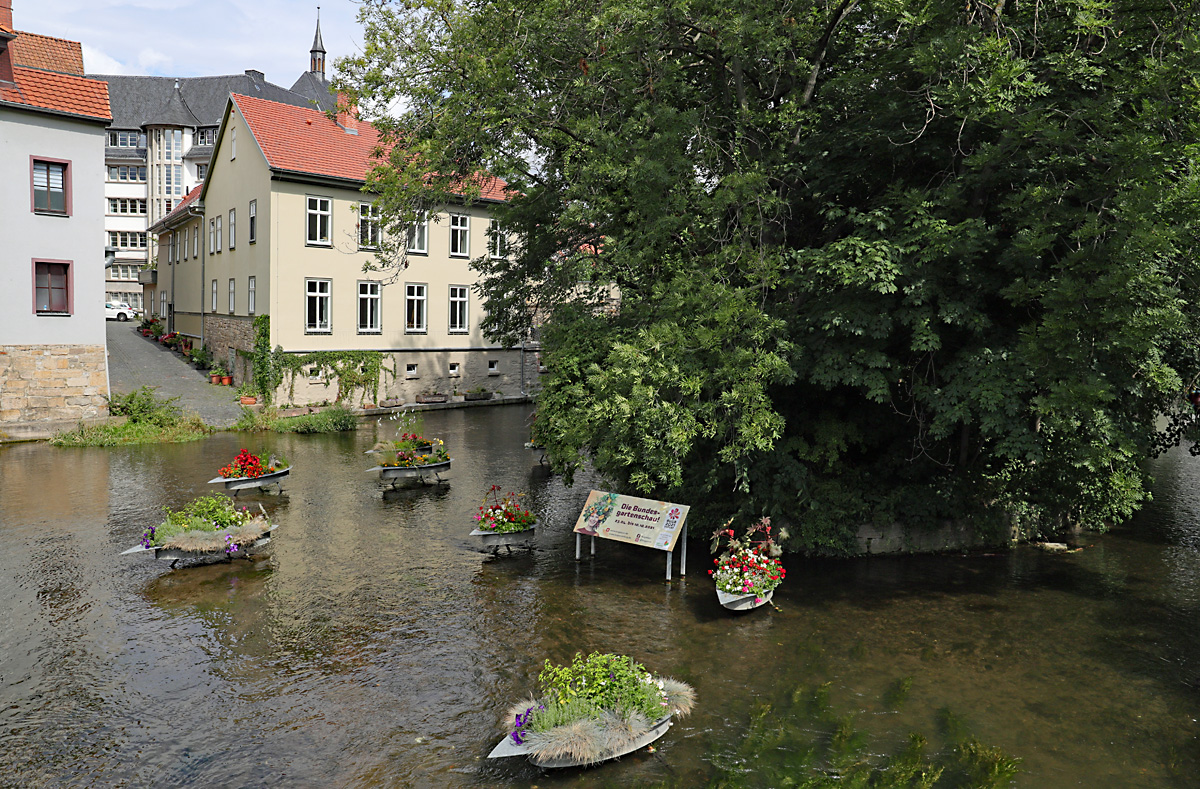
310, 8, 326, 78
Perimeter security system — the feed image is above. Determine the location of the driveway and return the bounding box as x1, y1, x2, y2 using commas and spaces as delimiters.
106, 322, 244, 427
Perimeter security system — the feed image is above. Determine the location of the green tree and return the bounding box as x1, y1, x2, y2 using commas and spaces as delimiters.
337, 0, 1200, 552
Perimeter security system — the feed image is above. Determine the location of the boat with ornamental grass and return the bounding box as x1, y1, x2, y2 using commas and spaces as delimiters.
120, 494, 278, 568
487, 652, 695, 768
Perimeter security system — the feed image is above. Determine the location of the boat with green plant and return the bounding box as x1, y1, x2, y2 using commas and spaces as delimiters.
487, 652, 695, 768
120, 494, 278, 568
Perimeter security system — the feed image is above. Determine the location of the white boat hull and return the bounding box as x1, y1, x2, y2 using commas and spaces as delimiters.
716, 588, 774, 610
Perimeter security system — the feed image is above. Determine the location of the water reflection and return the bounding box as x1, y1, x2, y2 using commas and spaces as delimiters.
1, 408, 1200, 786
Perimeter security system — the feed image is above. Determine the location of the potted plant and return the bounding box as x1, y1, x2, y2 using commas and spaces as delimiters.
470, 485, 537, 552
209, 448, 290, 491
416, 390, 448, 404
119, 493, 278, 566
368, 410, 434, 454
451, 388, 465, 403
209, 363, 226, 385
236, 384, 258, 406
709, 517, 785, 611
191, 346, 211, 370
487, 652, 696, 768
464, 387, 493, 401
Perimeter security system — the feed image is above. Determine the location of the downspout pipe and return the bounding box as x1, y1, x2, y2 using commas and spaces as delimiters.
185, 202, 205, 348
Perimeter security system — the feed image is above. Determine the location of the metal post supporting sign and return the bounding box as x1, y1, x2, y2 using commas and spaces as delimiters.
572, 491, 690, 581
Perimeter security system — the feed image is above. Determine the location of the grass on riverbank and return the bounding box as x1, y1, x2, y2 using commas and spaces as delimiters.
50, 387, 211, 447
231, 405, 359, 434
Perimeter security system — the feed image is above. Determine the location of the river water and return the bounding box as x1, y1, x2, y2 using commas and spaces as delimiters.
1, 404, 1198, 787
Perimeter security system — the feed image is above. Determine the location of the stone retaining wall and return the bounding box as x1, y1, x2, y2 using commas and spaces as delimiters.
278, 347, 543, 407
201, 314, 256, 386
0, 344, 108, 433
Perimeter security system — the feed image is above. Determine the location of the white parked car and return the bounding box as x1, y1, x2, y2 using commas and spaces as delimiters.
105, 302, 139, 321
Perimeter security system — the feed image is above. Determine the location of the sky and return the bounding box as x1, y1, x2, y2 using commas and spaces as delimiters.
14, 0, 365, 88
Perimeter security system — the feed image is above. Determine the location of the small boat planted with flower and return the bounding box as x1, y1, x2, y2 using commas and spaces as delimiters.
716, 588, 774, 611
710, 517, 785, 612
120, 496, 278, 568
368, 459, 453, 485
367, 439, 452, 485
470, 486, 537, 553
208, 449, 290, 492
487, 652, 695, 768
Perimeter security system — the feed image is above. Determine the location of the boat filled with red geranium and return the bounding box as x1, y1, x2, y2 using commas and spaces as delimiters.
208, 448, 291, 492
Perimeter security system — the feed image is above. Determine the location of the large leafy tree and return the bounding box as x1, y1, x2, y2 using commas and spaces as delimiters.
338, 0, 1200, 552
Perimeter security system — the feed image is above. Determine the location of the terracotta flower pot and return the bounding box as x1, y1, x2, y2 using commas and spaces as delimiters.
210, 375, 221, 384
221, 376, 233, 386
240, 396, 257, 405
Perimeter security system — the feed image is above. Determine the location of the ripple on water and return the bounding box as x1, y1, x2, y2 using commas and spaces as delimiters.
2, 413, 1200, 786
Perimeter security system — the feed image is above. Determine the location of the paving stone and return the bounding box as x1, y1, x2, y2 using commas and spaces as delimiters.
106, 323, 244, 428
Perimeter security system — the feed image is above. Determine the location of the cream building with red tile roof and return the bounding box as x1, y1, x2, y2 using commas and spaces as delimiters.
149, 92, 536, 406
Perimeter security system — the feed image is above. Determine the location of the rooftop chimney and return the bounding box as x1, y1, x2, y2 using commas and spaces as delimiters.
0, 1, 15, 84
335, 92, 358, 135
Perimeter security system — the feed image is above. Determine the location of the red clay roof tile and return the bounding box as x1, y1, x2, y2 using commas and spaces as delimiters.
157, 185, 203, 226
10, 30, 84, 75
231, 93, 508, 200
0, 65, 110, 121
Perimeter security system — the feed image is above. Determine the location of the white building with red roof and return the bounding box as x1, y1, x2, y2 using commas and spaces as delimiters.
0, 0, 113, 436
149, 92, 532, 405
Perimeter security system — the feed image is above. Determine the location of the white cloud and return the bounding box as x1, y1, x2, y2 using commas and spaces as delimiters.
135, 47, 173, 74
15, 0, 365, 86
81, 44, 131, 75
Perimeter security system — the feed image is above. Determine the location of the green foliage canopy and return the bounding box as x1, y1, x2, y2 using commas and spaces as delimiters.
338, 0, 1200, 551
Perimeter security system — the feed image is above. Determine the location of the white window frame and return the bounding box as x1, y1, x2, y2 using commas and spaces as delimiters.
211, 279, 218, 311
231, 126, 236, 160
182, 227, 188, 260
305, 278, 332, 333
248, 199, 257, 243
407, 211, 428, 253
209, 219, 215, 254
448, 362, 461, 378
358, 280, 382, 334
405, 283, 427, 333
193, 222, 199, 258
448, 285, 469, 334
228, 278, 235, 314
215, 215, 222, 252
228, 208, 236, 249
307, 195, 331, 246
359, 202, 381, 250
449, 213, 469, 257
489, 220, 508, 259
247, 276, 256, 314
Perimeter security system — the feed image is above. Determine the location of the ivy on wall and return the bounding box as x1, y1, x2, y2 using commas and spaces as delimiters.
249, 315, 394, 406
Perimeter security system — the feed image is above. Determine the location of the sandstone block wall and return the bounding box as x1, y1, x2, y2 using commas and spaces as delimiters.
0, 344, 108, 426
199, 314, 256, 386
278, 347, 543, 407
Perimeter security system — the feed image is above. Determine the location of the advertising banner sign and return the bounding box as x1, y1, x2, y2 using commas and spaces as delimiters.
573, 490, 689, 552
